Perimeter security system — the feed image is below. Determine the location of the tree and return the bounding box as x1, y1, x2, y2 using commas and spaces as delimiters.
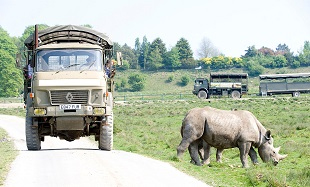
258, 47, 275, 56
120, 43, 137, 69
139, 36, 150, 69
298, 41, 310, 67
0, 27, 23, 97
197, 37, 220, 58
163, 47, 181, 70
176, 38, 195, 68
149, 37, 166, 58
133, 38, 141, 69
16, 24, 49, 61
243, 46, 258, 58
148, 47, 163, 70
0, 51, 23, 97
275, 43, 290, 55
0, 27, 18, 57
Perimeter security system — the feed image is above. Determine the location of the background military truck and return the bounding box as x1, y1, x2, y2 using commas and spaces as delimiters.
193, 73, 248, 99
21, 25, 122, 150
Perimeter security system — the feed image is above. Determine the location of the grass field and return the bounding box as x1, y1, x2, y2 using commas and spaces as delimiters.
1, 67, 310, 186
113, 97, 310, 186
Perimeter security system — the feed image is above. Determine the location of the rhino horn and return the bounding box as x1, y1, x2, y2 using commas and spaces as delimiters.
279, 154, 288, 160
275, 146, 281, 153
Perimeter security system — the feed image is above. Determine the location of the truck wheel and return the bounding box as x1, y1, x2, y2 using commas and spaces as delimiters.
25, 95, 41, 150
292, 92, 300, 97
197, 90, 207, 99
99, 114, 113, 151
231, 90, 241, 99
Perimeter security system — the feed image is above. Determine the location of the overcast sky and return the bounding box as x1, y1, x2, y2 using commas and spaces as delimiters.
1, 0, 309, 58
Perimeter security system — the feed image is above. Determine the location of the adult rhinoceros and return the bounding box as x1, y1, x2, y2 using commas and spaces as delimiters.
177, 107, 287, 168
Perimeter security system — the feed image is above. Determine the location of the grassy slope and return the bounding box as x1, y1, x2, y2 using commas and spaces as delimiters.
114, 66, 310, 96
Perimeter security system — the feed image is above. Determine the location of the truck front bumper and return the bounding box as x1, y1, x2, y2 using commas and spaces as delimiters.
28, 105, 112, 117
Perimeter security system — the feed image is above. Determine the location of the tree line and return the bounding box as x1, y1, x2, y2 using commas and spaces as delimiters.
0, 24, 309, 96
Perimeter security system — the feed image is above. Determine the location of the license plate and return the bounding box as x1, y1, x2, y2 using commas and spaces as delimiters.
59, 104, 81, 110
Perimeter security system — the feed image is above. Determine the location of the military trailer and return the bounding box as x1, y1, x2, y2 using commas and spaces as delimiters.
21, 25, 122, 150
259, 73, 310, 97
193, 73, 248, 99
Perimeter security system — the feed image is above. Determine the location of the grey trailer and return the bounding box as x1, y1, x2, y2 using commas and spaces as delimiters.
259, 73, 310, 97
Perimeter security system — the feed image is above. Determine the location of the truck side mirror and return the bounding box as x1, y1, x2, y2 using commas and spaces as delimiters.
116, 52, 123, 66
16, 53, 22, 68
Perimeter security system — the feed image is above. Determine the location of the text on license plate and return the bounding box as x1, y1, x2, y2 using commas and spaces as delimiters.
59, 104, 81, 110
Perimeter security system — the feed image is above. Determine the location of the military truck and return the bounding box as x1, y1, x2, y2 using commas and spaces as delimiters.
193, 73, 248, 99
20, 25, 122, 150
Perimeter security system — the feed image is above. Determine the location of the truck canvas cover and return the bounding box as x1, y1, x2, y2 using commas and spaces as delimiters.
24, 25, 113, 49
210, 73, 248, 79
259, 73, 310, 80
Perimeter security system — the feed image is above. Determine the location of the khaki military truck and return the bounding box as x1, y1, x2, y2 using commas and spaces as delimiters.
193, 73, 248, 99
21, 25, 122, 150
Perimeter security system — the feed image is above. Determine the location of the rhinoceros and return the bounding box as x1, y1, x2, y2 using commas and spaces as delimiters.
177, 107, 287, 168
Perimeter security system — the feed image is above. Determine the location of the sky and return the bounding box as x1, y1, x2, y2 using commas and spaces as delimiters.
1, 0, 309, 58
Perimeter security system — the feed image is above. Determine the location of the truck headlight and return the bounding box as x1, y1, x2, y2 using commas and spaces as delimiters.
93, 107, 105, 115
34, 108, 47, 115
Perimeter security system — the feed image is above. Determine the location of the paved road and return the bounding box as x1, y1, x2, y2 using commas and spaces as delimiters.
0, 115, 209, 187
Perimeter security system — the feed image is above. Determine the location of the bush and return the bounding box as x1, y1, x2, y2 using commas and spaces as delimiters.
180, 75, 190, 86
128, 73, 146, 92
167, 75, 174, 82
245, 60, 264, 76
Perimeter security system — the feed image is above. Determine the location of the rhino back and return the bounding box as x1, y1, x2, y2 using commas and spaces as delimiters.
202, 108, 260, 149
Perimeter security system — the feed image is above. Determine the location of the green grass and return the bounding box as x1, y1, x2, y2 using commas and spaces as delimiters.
0, 128, 18, 186
1, 67, 310, 186
113, 97, 310, 186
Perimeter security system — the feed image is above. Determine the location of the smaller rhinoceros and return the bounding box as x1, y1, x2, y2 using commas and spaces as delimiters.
177, 107, 287, 168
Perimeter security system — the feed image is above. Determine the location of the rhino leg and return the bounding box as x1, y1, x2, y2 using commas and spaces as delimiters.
201, 141, 211, 165
248, 147, 259, 165
216, 149, 224, 163
177, 139, 191, 158
198, 139, 204, 160
188, 139, 202, 166
238, 142, 252, 168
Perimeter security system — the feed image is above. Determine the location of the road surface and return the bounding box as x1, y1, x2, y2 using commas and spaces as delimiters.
0, 114, 209, 187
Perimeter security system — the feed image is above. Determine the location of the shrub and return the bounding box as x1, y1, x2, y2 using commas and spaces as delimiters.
180, 75, 190, 86
128, 73, 146, 92
245, 60, 264, 76
167, 75, 174, 82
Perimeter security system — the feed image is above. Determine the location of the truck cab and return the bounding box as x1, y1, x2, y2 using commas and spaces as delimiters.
192, 78, 210, 99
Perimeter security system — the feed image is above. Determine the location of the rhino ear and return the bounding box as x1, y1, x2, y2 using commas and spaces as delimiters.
265, 130, 271, 140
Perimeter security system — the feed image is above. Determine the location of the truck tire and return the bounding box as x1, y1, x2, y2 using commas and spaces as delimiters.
25, 95, 41, 150
292, 92, 300, 97
197, 90, 207, 99
99, 114, 113, 151
231, 90, 241, 99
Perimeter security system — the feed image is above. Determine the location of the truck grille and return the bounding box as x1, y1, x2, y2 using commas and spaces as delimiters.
50, 90, 88, 105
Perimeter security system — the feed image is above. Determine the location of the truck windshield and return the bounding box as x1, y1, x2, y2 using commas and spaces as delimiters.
36, 49, 103, 72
